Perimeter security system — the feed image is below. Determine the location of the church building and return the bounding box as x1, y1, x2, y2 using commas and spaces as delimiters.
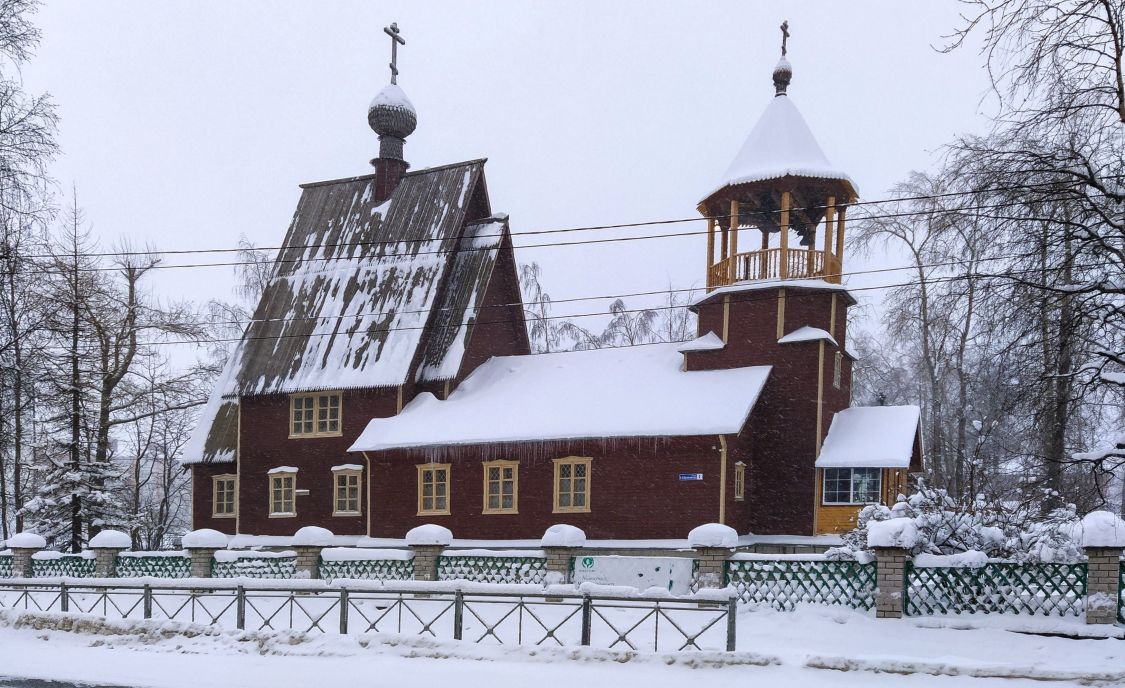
183, 24, 922, 540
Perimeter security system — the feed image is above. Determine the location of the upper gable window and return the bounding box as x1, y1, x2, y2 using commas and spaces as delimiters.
290, 393, 341, 437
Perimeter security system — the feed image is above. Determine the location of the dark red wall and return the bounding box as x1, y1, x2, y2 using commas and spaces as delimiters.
368, 435, 731, 540
191, 461, 238, 533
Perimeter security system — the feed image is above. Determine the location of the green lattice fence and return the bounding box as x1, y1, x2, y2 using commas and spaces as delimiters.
905, 562, 1087, 617
438, 554, 548, 584
31, 555, 96, 578
0, 554, 11, 577
319, 557, 413, 582
116, 554, 191, 578
211, 554, 296, 579
1118, 561, 1124, 625
723, 558, 877, 610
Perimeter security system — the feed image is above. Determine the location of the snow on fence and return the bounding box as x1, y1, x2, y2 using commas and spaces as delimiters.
0, 553, 11, 578
31, 552, 95, 578
0, 580, 738, 653
318, 548, 413, 582
116, 552, 191, 579
904, 560, 1088, 617
211, 551, 297, 579
722, 554, 876, 610
438, 549, 550, 585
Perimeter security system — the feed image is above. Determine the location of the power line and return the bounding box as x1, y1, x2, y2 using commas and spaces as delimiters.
1, 192, 1119, 277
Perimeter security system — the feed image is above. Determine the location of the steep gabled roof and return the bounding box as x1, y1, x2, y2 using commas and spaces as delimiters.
703, 95, 855, 203
182, 159, 496, 465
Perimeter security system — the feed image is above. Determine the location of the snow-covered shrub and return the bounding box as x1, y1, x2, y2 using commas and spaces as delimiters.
828, 484, 1084, 562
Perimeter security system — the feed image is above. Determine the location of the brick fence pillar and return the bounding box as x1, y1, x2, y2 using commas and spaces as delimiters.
1085, 546, 1123, 625
693, 547, 733, 588
410, 545, 445, 581
293, 546, 324, 580
10, 548, 38, 578
92, 547, 127, 577
186, 548, 218, 578
542, 547, 580, 583
873, 547, 907, 619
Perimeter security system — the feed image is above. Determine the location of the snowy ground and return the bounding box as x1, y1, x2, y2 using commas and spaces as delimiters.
0, 605, 1122, 687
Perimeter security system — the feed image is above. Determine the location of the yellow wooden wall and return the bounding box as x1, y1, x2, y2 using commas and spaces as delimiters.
813, 468, 908, 535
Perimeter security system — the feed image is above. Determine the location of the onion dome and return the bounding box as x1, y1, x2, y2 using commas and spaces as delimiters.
772, 56, 792, 96
368, 83, 417, 162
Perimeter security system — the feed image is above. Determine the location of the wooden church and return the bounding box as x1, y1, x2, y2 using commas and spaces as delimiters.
184, 24, 922, 540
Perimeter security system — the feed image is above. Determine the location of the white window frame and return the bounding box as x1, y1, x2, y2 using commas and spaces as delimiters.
822, 467, 882, 506
212, 474, 237, 518
833, 351, 843, 389
733, 462, 746, 501
333, 469, 362, 517
269, 472, 297, 517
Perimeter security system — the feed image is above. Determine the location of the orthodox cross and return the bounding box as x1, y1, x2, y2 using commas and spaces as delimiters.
780, 20, 790, 56
384, 22, 406, 84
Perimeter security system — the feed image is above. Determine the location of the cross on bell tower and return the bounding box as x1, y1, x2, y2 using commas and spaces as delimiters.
384, 22, 406, 85
780, 20, 790, 56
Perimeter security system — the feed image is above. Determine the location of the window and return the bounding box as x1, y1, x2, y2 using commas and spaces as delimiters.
822, 468, 882, 505
833, 351, 843, 389
553, 457, 591, 513
734, 463, 746, 501
333, 469, 362, 516
289, 393, 341, 437
212, 475, 237, 518
482, 460, 518, 514
269, 471, 297, 517
417, 464, 451, 515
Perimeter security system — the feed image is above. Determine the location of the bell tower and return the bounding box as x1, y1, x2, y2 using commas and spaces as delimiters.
685, 23, 858, 535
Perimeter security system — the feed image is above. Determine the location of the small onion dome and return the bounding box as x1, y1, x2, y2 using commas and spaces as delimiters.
773, 56, 792, 96
368, 84, 417, 160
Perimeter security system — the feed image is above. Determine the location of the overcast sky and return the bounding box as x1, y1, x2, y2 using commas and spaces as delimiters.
23, 1, 993, 350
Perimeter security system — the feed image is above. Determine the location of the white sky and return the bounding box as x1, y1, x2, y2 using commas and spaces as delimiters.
23, 1, 993, 350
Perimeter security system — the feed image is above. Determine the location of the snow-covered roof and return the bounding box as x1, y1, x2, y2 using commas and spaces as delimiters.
181, 160, 516, 466
677, 332, 725, 353
690, 279, 856, 309
778, 326, 837, 346
350, 343, 771, 452
815, 405, 921, 469
702, 93, 856, 202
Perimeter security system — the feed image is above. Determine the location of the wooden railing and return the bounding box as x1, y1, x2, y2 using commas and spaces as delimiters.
707, 248, 842, 289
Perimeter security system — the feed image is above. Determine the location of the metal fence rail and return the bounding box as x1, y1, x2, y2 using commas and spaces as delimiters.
905, 562, 1087, 616
723, 559, 876, 610
438, 555, 549, 585
0, 581, 736, 652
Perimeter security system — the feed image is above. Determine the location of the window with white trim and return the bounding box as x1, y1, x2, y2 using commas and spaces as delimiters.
269, 472, 296, 516
482, 460, 518, 514
290, 393, 341, 437
734, 463, 746, 501
333, 470, 362, 516
417, 464, 450, 515
822, 467, 881, 505
553, 457, 591, 513
833, 351, 843, 389
212, 475, 236, 518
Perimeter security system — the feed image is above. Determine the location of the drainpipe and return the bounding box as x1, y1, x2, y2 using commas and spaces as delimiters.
362, 451, 374, 538
718, 436, 728, 525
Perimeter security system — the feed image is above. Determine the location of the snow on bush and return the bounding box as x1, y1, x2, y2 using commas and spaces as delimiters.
829, 483, 1085, 562
4, 532, 46, 549
181, 529, 230, 549
541, 524, 586, 548
291, 526, 335, 547
866, 518, 919, 549
89, 530, 131, 549
405, 524, 452, 546
687, 523, 738, 549
1069, 510, 1125, 548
